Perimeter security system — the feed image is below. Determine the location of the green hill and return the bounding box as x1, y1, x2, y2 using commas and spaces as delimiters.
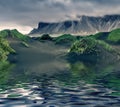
0, 29, 29, 41
40, 34, 53, 41
33, 34, 53, 41
90, 28, 120, 44
90, 32, 109, 41
69, 38, 115, 62
0, 37, 15, 61
54, 34, 79, 46
107, 28, 120, 44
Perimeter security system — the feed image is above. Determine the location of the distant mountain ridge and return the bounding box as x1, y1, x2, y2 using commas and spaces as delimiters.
30, 15, 120, 36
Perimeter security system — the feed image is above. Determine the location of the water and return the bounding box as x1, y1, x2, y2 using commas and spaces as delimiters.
0, 80, 120, 107
0, 50, 120, 106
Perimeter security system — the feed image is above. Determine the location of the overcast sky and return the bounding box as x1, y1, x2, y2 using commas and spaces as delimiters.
0, 0, 120, 34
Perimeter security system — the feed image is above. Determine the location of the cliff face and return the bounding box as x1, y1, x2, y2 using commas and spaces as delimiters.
30, 15, 120, 36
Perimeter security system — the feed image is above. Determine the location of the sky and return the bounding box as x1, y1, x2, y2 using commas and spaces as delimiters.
0, 0, 120, 34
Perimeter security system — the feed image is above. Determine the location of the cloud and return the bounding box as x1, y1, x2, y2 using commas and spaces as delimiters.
0, 0, 120, 34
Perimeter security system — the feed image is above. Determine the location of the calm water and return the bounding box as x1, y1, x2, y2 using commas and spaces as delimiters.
0, 59, 120, 107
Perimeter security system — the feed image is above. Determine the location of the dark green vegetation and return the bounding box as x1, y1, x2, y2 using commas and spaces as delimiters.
0, 37, 15, 61
107, 28, 120, 44
40, 34, 53, 41
34, 28, 120, 46
0, 29, 29, 41
0, 61, 14, 86
68, 61, 120, 95
90, 28, 120, 44
0, 29, 29, 86
103, 71, 120, 91
90, 32, 109, 41
0, 29, 30, 50
33, 34, 53, 41
54, 34, 79, 46
70, 38, 113, 54
0, 37, 15, 86
66, 29, 120, 95
33, 34, 81, 46
68, 38, 116, 62
0, 28, 120, 96
68, 28, 120, 62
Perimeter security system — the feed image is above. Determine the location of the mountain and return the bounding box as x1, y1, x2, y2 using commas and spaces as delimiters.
29, 15, 120, 36
0, 29, 29, 41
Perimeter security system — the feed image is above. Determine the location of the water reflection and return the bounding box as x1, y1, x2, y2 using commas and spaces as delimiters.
0, 59, 120, 106
0, 81, 120, 107
0, 61, 15, 87
68, 60, 120, 92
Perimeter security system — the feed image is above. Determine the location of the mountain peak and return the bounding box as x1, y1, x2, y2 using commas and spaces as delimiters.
29, 15, 120, 36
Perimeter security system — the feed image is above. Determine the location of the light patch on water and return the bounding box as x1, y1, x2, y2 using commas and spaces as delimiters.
0, 81, 120, 107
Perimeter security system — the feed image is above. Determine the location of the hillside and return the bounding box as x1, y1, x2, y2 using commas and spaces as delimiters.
54, 34, 79, 46
0, 37, 15, 62
107, 28, 120, 44
0, 29, 29, 41
0, 28, 120, 98
90, 28, 120, 44
33, 34, 53, 42
68, 38, 118, 62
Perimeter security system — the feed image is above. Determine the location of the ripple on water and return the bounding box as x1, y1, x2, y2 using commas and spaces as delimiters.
0, 81, 120, 107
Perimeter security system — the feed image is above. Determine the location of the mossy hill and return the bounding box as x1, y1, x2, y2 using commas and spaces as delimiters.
69, 38, 117, 62
90, 28, 120, 44
90, 32, 109, 41
0, 29, 29, 41
33, 34, 53, 41
54, 34, 81, 46
33, 34, 81, 46
54, 28, 120, 46
107, 28, 120, 44
0, 37, 15, 62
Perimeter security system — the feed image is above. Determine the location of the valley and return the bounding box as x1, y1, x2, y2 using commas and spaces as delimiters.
0, 28, 120, 106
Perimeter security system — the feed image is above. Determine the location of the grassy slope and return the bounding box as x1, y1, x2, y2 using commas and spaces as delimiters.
68, 29, 120, 92
90, 32, 109, 41
34, 34, 80, 46
0, 29, 29, 85
107, 28, 120, 43
68, 37, 118, 64
54, 34, 78, 45
70, 38, 113, 55
0, 37, 15, 61
90, 28, 120, 44
0, 29, 29, 41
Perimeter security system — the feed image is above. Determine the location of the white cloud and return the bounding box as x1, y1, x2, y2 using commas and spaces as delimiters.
0, 23, 33, 34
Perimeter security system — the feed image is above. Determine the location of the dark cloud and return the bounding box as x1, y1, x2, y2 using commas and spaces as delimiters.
71, 0, 120, 4
0, 0, 120, 33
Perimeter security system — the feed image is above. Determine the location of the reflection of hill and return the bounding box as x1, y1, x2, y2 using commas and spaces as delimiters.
0, 28, 120, 96
67, 59, 120, 95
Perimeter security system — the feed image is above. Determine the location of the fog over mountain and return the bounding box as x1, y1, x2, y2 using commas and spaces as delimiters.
30, 15, 120, 36
0, 0, 120, 34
